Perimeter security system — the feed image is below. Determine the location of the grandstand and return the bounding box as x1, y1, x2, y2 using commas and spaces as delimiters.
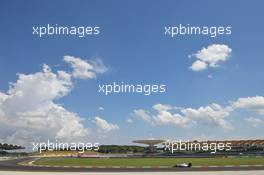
133, 139, 165, 153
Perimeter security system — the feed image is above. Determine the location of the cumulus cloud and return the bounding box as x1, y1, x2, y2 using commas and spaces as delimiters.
94, 116, 119, 133
232, 96, 264, 115
181, 103, 232, 130
153, 104, 191, 127
189, 44, 232, 71
134, 104, 191, 128
0, 56, 107, 146
0, 64, 88, 144
134, 96, 264, 130
127, 118, 133, 123
190, 60, 208, 71
64, 55, 107, 79
134, 109, 152, 124
244, 117, 264, 127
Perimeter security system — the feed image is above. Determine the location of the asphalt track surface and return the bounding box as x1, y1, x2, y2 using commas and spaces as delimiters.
1, 157, 264, 172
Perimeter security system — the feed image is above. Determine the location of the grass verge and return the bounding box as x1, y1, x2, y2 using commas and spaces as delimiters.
34, 157, 264, 167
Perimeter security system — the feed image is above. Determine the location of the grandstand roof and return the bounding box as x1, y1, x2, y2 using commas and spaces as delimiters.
133, 139, 165, 146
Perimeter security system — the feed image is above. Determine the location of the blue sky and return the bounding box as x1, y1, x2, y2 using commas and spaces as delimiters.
0, 0, 264, 145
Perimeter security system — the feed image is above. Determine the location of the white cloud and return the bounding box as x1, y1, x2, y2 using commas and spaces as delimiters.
94, 116, 119, 133
89, 59, 108, 74
208, 74, 213, 79
127, 118, 133, 123
153, 104, 173, 111
190, 60, 208, 71
134, 109, 152, 124
181, 103, 232, 130
0, 56, 107, 146
244, 117, 264, 127
153, 106, 191, 127
134, 96, 264, 130
134, 103, 230, 130
4, 130, 34, 146
189, 44, 232, 71
134, 104, 191, 128
0, 64, 88, 144
64, 55, 107, 79
232, 96, 264, 115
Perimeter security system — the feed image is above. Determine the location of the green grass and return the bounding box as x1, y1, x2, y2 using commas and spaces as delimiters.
33, 150, 97, 156
34, 157, 264, 167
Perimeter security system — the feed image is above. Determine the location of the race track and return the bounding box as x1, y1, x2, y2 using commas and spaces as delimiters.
1, 157, 264, 172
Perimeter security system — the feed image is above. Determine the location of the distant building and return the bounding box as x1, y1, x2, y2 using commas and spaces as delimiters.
133, 139, 165, 153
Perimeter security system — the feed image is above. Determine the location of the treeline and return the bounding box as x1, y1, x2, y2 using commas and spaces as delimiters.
98, 145, 145, 153
0, 150, 28, 156
0, 143, 24, 150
